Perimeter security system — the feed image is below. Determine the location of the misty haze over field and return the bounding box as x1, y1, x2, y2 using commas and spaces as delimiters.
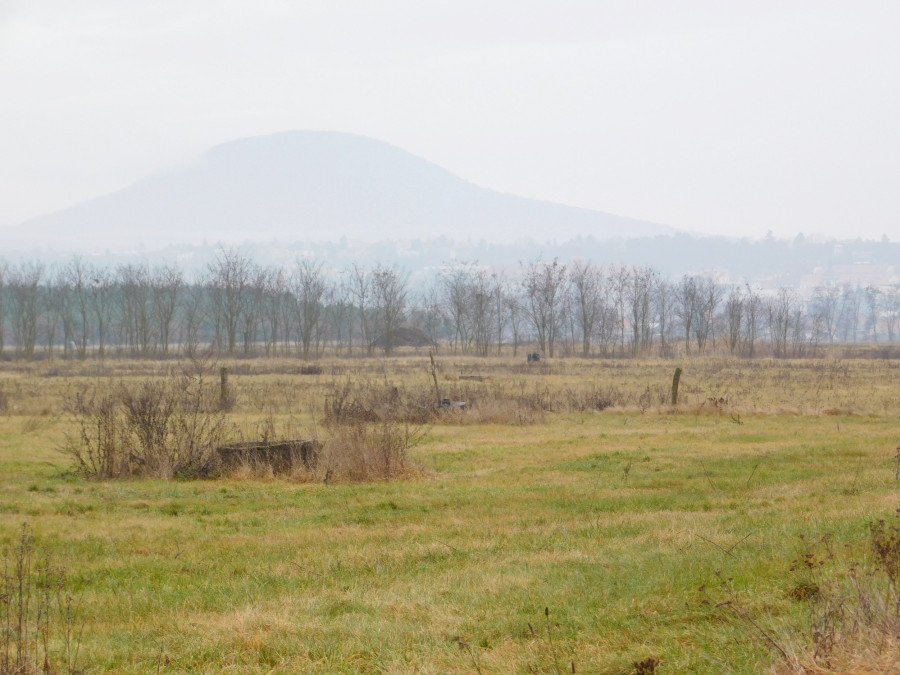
2, 2, 900, 249
3, 127, 897, 288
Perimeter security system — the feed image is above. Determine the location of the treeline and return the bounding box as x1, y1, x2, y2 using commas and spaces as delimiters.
0, 252, 898, 361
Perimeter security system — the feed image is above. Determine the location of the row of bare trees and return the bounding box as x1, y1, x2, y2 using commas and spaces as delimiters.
0, 253, 898, 361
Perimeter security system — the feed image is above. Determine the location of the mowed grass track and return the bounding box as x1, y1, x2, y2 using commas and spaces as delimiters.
1, 357, 899, 673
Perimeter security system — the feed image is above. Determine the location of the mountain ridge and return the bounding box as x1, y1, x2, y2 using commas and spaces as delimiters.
7, 130, 674, 250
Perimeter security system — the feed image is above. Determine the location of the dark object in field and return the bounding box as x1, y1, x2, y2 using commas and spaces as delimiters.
671, 366, 682, 405
527, 352, 541, 363
299, 364, 323, 375
633, 657, 660, 674
220, 366, 229, 408
217, 439, 320, 473
438, 398, 466, 409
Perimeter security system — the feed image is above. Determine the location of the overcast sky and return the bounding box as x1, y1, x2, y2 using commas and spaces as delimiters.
1, 1, 898, 241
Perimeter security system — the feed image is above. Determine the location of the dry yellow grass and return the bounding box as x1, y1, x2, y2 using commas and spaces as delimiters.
1, 354, 899, 672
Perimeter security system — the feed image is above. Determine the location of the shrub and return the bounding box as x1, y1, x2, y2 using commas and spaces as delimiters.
759, 517, 900, 674
319, 380, 430, 482
62, 356, 229, 479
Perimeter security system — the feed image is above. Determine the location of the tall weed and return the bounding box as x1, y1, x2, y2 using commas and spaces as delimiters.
1, 524, 84, 675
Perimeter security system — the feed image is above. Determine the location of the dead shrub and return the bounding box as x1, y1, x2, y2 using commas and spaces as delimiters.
562, 385, 622, 412
320, 380, 430, 482
454, 398, 543, 425
431, 380, 553, 424
62, 356, 229, 479
62, 388, 121, 478
323, 379, 433, 426
768, 518, 900, 674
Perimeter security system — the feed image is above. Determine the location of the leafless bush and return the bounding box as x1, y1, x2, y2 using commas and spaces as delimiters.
322, 417, 423, 482
455, 398, 544, 425
562, 385, 622, 412
1, 523, 84, 675
63, 388, 122, 477
62, 356, 229, 479
323, 379, 432, 426
320, 380, 429, 482
761, 518, 900, 674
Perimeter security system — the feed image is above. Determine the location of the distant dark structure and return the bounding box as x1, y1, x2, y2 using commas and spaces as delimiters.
527, 352, 541, 363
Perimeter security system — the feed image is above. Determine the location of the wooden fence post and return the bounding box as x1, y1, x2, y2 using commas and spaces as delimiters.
220, 366, 229, 409
671, 367, 682, 406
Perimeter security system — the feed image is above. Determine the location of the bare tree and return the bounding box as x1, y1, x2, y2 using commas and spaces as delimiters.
470, 268, 500, 357
347, 263, 374, 356
724, 286, 744, 355
864, 285, 881, 342
836, 283, 862, 343
63, 256, 93, 359
151, 265, 183, 357
439, 263, 475, 354
239, 265, 268, 357
325, 275, 355, 356
883, 286, 900, 342
609, 266, 629, 355
47, 265, 74, 359
692, 277, 721, 353
371, 265, 408, 356
116, 263, 155, 356
505, 286, 526, 356
627, 266, 656, 356
207, 249, 254, 356
259, 267, 289, 357
291, 259, 329, 359
493, 274, 509, 356
674, 276, 698, 355
89, 267, 114, 359
809, 284, 840, 344
178, 285, 206, 358
415, 282, 444, 351
522, 258, 567, 358
743, 285, 762, 358
8, 263, 44, 361
654, 278, 676, 357
767, 288, 799, 358
788, 296, 809, 357
569, 260, 603, 357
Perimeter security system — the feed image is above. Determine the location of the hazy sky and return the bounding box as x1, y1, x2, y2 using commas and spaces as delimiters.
2, 1, 899, 241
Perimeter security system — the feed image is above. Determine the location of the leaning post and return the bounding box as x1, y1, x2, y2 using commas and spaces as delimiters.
671, 367, 682, 406
220, 366, 229, 409
429, 350, 442, 407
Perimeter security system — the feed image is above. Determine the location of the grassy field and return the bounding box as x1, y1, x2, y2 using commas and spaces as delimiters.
1, 355, 899, 673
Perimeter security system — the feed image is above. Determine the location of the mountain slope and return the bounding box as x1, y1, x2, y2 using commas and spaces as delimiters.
10, 131, 673, 250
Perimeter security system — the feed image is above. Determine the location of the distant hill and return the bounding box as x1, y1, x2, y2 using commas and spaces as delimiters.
8, 131, 673, 250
